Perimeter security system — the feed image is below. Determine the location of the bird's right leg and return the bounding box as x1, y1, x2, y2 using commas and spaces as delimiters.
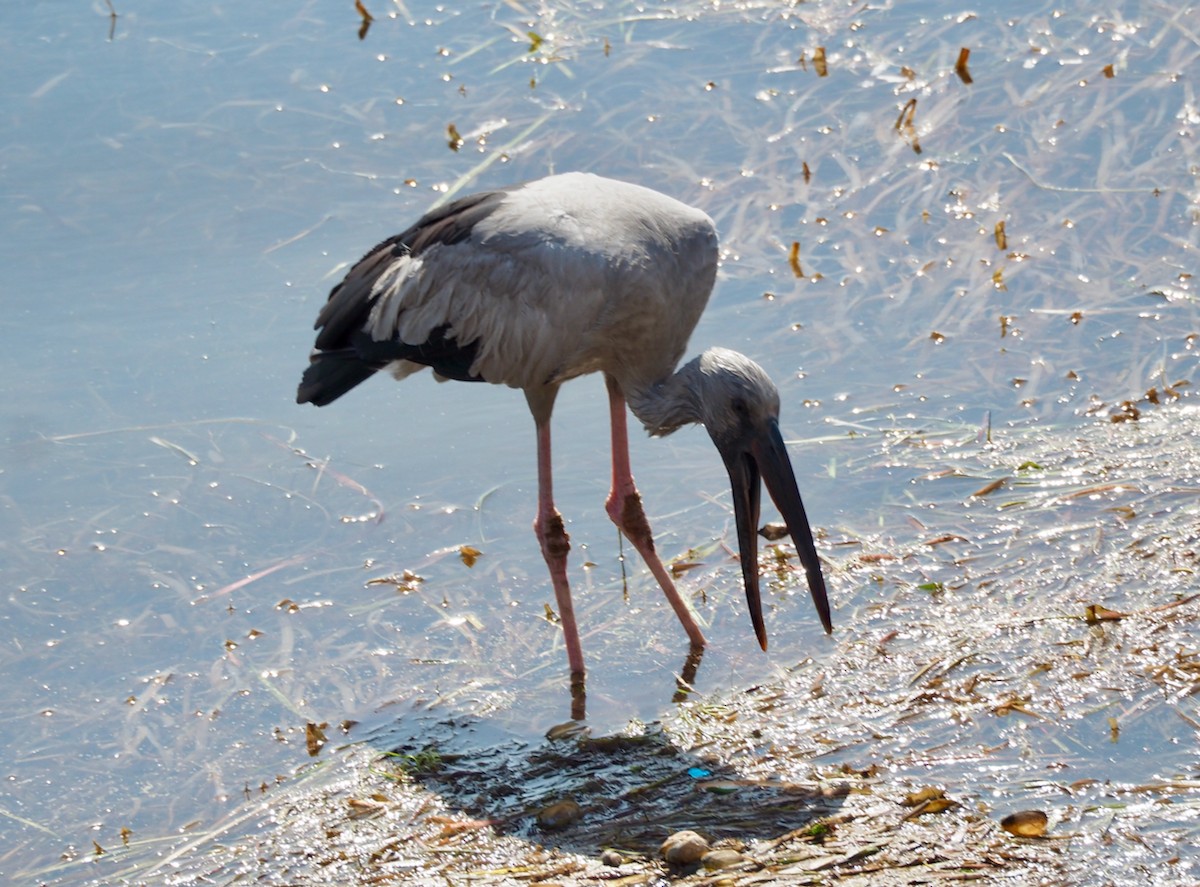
531, 414, 587, 682
603, 375, 708, 649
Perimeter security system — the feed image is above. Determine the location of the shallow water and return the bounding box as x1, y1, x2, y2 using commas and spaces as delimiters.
1, 0, 1197, 882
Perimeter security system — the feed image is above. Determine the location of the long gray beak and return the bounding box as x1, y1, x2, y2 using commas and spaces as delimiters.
721, 418, 832, 649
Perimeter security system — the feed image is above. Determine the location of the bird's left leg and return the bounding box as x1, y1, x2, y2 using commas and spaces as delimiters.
525, 387, 588, 692
603, 375, 707, 648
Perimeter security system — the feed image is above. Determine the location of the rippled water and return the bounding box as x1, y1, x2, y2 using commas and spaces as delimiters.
2, 0, 1197, 882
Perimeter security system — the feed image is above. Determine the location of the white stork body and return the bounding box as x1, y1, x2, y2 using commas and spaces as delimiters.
299, 172, 830, 682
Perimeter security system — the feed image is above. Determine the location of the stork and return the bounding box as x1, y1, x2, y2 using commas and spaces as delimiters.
297, 172, 831, 683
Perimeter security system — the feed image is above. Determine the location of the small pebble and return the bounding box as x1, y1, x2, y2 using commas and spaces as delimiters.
701, 848, 745, 870
660, 829, 710, 865
600, 849, 624, 867
536, 800, 581, 830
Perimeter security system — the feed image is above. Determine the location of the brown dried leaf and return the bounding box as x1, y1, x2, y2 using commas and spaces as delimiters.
305, 721, 328, 757
924, 534, 968, 546
459, 545, 482, 568
347, 797, 388, 819
1085, 604, 1127, 624
902, 786, 946, 807
813, 46, 828, 76
955, 47, 973, 84
1000, 809, 1048, 837
789, 241, 803, 278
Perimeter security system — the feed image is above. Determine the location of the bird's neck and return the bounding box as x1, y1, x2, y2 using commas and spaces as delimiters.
624, 356, 705, 438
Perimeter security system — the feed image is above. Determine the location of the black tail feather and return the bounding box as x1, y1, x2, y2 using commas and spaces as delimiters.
296, 350, 381, 406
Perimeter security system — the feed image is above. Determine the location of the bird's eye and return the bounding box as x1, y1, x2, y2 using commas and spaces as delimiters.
731, 397, 749, 417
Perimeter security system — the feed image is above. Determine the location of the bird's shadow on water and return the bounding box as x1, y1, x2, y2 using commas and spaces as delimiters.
367, 649, 847, 864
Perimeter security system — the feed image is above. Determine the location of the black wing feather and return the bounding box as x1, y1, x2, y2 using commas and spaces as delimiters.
297, 186, 515, 406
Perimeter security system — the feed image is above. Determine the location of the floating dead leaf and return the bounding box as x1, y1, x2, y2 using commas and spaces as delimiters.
902, 787, 946, 807
901, 788, 958, 818
459, 545, 482, 567
1085, 604, 1127, 624
802, 161, 811, 183
447, 123, 464, 151
669, 560, 704, 576
919, 798, 957, 815
993, 697, 1042, 718
347, 797, 388, 819
355, 0, 372, 39
924, 534, 967, 546
894, 98, 920, 153
276, 598, 300, 613
813, 46, 828, 76
929, 330, 945, 343
788, 241, 803, 277
120, 827, 132, 846
1103, 63, 1115, 78
431, 814, 497, 839
970, 478, 1006, 498
1000, 809, 1048, 837
305, 722, 328, 757
992, 267, 1006, 290
859, 552, 899, 564
1109, 716, 1120, 741
536, 799, 581, 830
994, 220, 1006, 249
955, 47, 973, 84
367, 570, 425, 593
527, 30, 544, 53
1111, 400, 1140, 422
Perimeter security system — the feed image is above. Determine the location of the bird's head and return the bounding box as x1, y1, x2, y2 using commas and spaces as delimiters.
692, 348, 832, 648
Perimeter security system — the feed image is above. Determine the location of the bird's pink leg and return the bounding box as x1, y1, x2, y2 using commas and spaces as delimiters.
532, 418, 587, 679
604, 376, 707, 648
